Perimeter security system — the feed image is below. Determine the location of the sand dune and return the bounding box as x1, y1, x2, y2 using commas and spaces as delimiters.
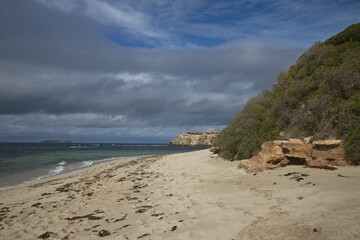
0, 149, 359, 240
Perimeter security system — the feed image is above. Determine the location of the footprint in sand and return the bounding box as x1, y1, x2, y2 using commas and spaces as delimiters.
243, 210, 254, 216
181, 218, 199, 227
275, 197, 287, 204
177, 196, 185, 201
219, 214, 231, 221
189, 231, 203, 238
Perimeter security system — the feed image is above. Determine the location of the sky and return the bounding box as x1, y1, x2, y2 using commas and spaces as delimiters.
0, 0, 359, 143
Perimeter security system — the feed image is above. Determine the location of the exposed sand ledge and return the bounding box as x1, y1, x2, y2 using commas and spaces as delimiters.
0, 150, 359, 239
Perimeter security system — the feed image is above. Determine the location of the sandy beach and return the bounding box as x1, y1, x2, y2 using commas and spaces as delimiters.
0, 149, 359, 240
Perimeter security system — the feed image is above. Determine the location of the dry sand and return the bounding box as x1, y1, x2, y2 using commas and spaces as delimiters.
0, 149, 359, 240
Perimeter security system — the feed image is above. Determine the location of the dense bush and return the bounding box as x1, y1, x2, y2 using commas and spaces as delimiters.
214, 23, 360, 165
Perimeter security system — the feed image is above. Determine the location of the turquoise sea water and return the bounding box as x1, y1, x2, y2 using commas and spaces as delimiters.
0, 142, 204, 188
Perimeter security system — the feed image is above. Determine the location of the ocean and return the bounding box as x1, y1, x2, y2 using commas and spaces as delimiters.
0, 142, 205, 189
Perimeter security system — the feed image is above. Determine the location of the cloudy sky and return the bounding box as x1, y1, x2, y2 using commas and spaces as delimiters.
0, 0, 359, 143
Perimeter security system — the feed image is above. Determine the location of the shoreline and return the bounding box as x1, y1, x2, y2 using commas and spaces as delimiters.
1, 149, 359, 239
0, 143, 206, 190
0, 155, 144, 191
0, 154, 152, 191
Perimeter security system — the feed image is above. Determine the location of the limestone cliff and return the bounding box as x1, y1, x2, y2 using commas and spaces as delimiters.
237, 138, 347, 173
169, 131, 219, 146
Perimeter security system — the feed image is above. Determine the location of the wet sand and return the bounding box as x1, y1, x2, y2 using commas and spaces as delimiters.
0, 149, 359, 239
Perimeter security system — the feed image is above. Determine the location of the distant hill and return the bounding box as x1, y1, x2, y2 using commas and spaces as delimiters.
40, 140, 72, 144
214, 23, 360, 165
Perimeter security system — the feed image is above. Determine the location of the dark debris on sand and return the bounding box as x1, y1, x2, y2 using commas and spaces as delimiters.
138, 233, 150, 239
65, 212, 103, 221
38, 231, 55, 239
113, 214, 127, 222
98, 229, 111, 237
308, 165, 337, 170
283, 172, 310, 182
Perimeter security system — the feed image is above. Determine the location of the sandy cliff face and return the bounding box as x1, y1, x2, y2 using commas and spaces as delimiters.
169, 131, 219, 146
237, 138, 347, 172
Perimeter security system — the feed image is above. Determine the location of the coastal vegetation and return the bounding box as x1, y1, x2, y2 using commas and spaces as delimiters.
214, 23, 360, 165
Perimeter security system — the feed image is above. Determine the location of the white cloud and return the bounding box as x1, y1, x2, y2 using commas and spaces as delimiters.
0, 112, 222, 142
114, 72, 154, 84
0, 113, 128, 128
34, 0, 360, 48
84, 0, 165, 38
35, 0, 79, 13
2, 0, 359, 142
36, 0, 166, 39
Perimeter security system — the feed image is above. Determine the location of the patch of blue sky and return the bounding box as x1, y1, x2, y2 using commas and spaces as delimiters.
180, 34, 226, 48
104, 31, 156, 48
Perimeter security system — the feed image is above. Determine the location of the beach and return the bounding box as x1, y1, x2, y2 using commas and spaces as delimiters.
0, 149, 359, 240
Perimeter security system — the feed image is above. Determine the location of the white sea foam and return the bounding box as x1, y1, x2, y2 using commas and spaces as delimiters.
49, 165, 65, 175
81, 160, 94, 167
59, 161, 67, 166
122, 144, 166, 147
13, 157, 126, 187
96, 157, 123, 162
123, 144, 149, 147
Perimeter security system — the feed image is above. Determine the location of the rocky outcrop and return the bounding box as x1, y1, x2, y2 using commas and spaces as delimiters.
169, 131, 219, 146
238, 139, 347, 173
209, 146, 220, 154
308, 140, 347, 167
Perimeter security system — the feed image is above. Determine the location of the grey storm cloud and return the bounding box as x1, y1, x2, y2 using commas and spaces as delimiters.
0, 0, 307, 142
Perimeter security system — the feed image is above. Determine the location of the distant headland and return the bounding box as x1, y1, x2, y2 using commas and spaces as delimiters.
40, 140, 73, 144
169, 131, 219, 146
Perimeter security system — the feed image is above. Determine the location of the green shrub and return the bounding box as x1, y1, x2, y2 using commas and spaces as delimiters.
324, 24, 360, 46
215, 23, 360, 164
214, 91, 280, 160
